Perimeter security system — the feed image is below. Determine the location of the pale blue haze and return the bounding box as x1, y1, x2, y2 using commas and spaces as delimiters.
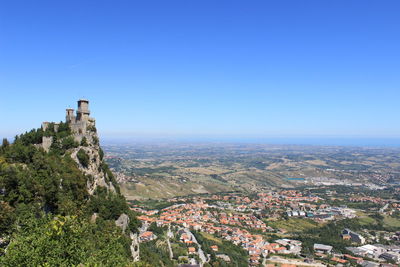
1, 1, 400, 145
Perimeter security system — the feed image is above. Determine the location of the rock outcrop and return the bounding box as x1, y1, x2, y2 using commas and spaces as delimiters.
40, 99, 116, 194
115, 213, 140, 261
130, 233, 140, 262
115, 213, 130, 233
37, 99, 139, 261
1, 99, 141, 264
69, 133, 116, 195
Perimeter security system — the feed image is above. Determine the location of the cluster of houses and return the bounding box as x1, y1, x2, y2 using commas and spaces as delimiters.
132, 192, 400, 266
312, 240, 400, 266
139, 231, 157, 242
347, 244, 400, 264
150, 202, 269, 233
136, 200, 304, 266
221, 230, 302, 265
313, 229, 399, 265
214, 190, 358, 223
342, 228, 366, 244
287, 206, 356, 220
168, 190, 322, 214
391, 203, 400, 213
390, 232, 400, 242
349, 196, 389, 204
178, 231, 199, 256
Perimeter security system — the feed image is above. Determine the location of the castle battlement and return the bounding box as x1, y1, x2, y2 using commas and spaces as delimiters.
67, 99, 96, 137
40, 100, 96, 151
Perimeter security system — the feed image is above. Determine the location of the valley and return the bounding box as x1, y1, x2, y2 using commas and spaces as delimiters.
104, 143, 400, 200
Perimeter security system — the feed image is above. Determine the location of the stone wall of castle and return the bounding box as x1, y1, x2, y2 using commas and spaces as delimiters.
41, 99, 96, 148
42, 136, 53, 152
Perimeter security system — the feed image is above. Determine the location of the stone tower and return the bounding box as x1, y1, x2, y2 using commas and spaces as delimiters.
76, 99, 90, 121
66, 99, 96, 141
41, 99, 96, 151
66, 108, 76, 123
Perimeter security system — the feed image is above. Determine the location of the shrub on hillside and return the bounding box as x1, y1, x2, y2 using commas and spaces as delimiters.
77, 149, 89, 168
61, 136, 79, 150
80, 137, 88, 147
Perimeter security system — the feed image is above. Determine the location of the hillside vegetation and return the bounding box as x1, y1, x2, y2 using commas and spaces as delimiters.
0, 124, 144, 266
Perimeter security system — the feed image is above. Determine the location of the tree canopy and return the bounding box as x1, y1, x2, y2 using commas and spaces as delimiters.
0, 127, 141, 265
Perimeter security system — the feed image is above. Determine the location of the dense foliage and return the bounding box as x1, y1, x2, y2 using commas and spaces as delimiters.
77, 148, 89, 168
139, 239, 175, 267
1, 215, 132, 266
296, 215, 396, 255
0, 140, 88, 216
192, 230, 248, 266
0, 126, 141, 265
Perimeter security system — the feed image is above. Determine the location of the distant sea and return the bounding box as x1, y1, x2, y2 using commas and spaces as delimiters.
102, 136, 400, 148
229, 137, 400, 147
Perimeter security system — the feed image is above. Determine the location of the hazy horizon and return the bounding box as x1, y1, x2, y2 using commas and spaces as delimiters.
99, 135, 400, 148
2, 1, 400, 140
0, 0, 400, 147
3, 130, 400, 148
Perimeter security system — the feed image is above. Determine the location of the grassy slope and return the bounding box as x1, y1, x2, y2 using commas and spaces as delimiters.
383, 215, 400, 227
200, 232, 223, 244
121, 177, 236, 200
266, 218, 321, 233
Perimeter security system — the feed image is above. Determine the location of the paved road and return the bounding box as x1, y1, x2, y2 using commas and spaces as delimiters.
139, 222, 149, 235
379, 203, 389, 213
167, 225, 173, 259
183, 228, 207, 266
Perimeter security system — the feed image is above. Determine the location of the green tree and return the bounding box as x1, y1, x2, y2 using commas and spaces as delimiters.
61, 136, 79, 150
0, 215, 132, 266
77, 149, 89, 168
0, 202, 15, 234
2, 138, 9, 148
80, 136, 88, 146
0, 124, 141, 265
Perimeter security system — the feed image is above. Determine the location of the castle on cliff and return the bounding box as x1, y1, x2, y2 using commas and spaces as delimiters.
41, 99, 96, 150
65, 99, 96, 137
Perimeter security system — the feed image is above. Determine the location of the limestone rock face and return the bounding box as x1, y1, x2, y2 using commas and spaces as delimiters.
115, 214, 140, 261
70, 131, 116, 195
40, 99, 116, 195
130, 233, 140, 262
115, 213, 130, 233
41, 136, 53, 152
37, 100, 139, 262
90, 213, 98, 223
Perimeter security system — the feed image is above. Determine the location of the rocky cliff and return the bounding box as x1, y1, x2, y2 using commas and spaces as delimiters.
0, 100, 141, 265
69, 130, 117, 195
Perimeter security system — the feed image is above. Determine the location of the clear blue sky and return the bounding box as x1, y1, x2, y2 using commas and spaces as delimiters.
1, 1, 400, 141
